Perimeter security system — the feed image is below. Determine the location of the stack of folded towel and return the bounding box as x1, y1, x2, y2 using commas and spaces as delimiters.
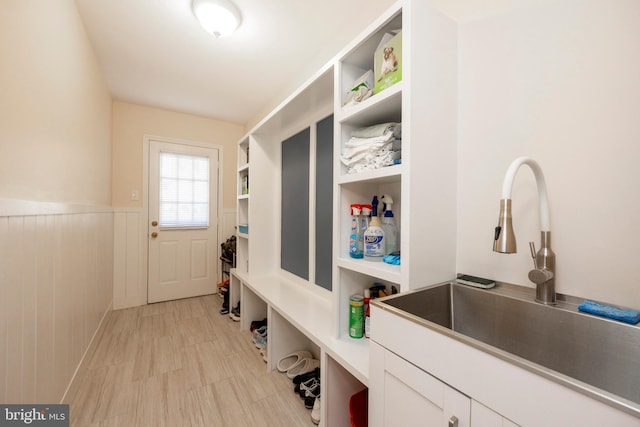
341, 122, 401, 174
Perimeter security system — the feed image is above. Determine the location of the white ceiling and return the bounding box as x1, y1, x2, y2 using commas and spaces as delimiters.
74, 0, 521, 126
74, 0, 399, 125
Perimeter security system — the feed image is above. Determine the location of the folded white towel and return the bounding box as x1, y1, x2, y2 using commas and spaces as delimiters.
351, 123, 400, 138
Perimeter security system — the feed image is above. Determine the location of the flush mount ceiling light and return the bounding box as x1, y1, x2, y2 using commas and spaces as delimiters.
192, 0, 241, 38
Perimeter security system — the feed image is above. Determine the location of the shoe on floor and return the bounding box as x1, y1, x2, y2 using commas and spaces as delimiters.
304, 384, 320, 409
250, 318, 267, 332
277, 350, 313, 373
298, 377, 318, 398
295, 374, 320, 394
253, 335, 267, 349
252, 325, 267, 338
229, 302, 240, 321
311, 396, 321, 424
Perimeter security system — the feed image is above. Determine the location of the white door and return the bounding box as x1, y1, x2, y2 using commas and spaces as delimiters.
148, 139, 219, 303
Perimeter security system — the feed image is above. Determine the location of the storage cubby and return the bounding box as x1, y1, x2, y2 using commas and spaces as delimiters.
339, 11, 403, 106
336, 267, 397, 341
237, 197, 249, 235
324, 353, 367, 426
239, 283, 268, 333
229, 272, 242, 317
238, 138, 249, 167
337, 179, 402, 260
268, 308, 321, 373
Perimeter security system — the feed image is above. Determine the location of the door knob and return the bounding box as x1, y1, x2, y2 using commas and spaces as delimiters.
151, 221, 158, 226
151, 232, 158, 238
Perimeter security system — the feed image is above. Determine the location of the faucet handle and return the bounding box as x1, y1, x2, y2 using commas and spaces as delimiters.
529, 241, 538, 269
529, 268, 554, 285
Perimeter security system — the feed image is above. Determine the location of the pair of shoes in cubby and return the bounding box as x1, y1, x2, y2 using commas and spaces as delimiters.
298, 377, 320, 409
251, 325, 267, 349
277, 351, 320, 380
291, 364, 321, 418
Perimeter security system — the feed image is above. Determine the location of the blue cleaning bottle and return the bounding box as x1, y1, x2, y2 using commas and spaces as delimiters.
349, 204, 364, 258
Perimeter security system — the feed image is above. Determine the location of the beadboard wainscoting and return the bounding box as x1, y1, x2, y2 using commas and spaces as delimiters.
113, 209, 146, 310
0, 200, 114, 404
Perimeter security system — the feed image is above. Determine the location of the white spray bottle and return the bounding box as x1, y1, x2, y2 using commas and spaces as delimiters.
381, 194, 398, 255
364, 196, 385, 260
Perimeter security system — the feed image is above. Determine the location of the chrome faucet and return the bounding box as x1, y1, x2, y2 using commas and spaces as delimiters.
493, 157, 556, 305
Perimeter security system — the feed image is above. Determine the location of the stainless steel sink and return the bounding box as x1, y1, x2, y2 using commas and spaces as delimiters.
376, 281, 640, 416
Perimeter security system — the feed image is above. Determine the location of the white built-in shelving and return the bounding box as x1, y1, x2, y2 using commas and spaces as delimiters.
333, 0, 457, 343
230, 1, 457, 425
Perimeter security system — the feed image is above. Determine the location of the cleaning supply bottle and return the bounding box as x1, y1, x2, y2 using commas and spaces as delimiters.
359, 204, 372, 255
363, 288, 371, 339
380, 194, 399, 255
364, 196, 385, 260
349, 204, 364, 259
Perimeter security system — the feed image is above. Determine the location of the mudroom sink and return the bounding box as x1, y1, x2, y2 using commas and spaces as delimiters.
375, 281, 640, 412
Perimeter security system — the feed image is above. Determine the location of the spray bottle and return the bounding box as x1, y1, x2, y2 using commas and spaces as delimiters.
349, 204, 364, 258
381, 194, 399, 255
360, 204, 372, 255
364, 196, 385, 260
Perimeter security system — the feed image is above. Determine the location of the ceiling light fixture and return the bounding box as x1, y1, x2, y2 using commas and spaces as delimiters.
192, 0, 241, 38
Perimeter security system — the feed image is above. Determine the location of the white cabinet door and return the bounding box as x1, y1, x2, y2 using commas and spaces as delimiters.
370, 342, 470, 426
471, 400, 520, 427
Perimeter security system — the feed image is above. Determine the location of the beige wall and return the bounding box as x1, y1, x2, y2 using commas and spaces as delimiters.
112, 101, 243, 209
0, 0, 112, 205
0, 0, 113, 404
457, 0, 640, 308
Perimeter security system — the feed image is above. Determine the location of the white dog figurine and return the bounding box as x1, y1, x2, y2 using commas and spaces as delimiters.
378, 47, 398, 81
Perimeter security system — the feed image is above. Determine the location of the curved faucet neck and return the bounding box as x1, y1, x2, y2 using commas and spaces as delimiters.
501, 156, 551, 232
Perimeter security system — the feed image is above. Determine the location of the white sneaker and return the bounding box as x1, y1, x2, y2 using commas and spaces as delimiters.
311, 395, 320, 425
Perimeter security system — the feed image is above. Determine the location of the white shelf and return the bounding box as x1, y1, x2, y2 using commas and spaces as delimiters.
237, 232, 248, 239
232, 271, 370, 383
336, 256, 401, 284
324, 335, 370, 386
338, 164, 402, 185
237, 163, 249, 173
338, 83, 402, 127
237, 194, 249, 200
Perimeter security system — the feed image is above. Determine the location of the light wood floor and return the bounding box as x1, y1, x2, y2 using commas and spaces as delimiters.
69, 294, 314, 426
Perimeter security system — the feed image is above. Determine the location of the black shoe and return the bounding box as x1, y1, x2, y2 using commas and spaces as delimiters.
297, 378, 318, 398
292, 367, 320, 385
304, 385, 320, 409
220, 307, 229, 315
230, 302, 241, 321
250, 318, 267, 332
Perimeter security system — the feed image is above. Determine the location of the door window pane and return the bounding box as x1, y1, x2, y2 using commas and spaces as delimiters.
159, 152, 209, 227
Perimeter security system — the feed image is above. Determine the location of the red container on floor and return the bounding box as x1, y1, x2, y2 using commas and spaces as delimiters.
349, 388, 368, 427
